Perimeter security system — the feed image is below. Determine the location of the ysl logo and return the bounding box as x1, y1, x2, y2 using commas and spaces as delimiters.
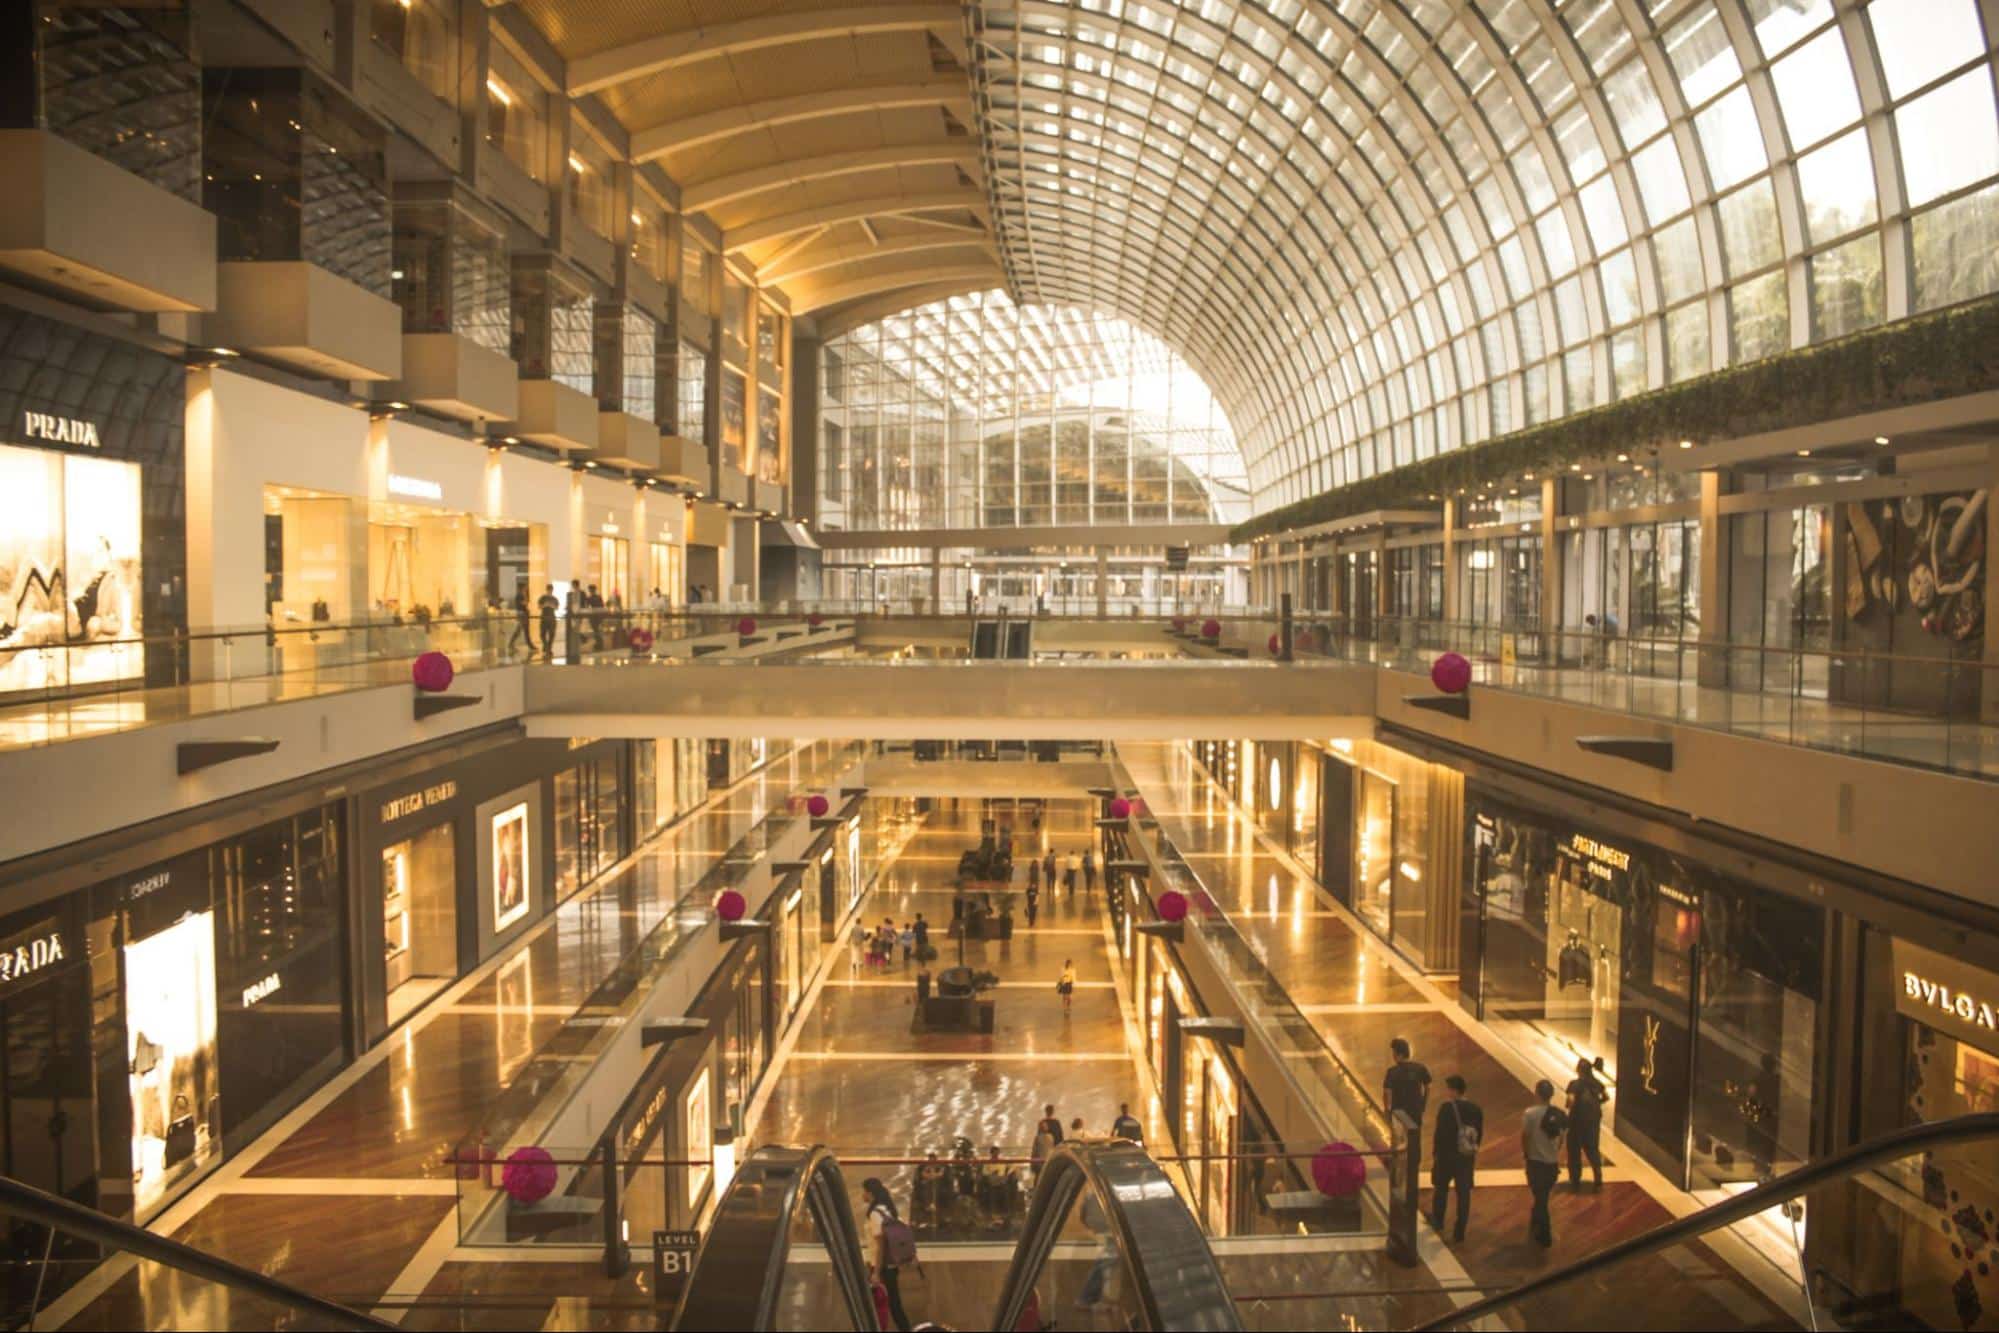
1640, 1015, 1661, 1094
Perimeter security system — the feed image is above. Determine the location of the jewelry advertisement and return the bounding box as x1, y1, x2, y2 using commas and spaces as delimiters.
683, 1066, 712, 1211
0, 443, 144, 693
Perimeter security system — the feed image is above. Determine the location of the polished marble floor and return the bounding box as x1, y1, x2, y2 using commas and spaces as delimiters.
46, 741, 863, 1330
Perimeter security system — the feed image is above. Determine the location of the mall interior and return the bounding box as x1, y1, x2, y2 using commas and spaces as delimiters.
0, 0, 1997, 1329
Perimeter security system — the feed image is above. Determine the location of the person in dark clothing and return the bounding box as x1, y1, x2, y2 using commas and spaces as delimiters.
1565, 1057, 1607, 1189
563, 585, 583, 661
1042, 849, 1057, 893
536, 584, 559, 660
1427, 1074, 1484, 1241
1023, 880, 1039, 928
912, 913, 930, 962
1082, 848, 1096, 893
508, 585, 536, 655
1383, 1036, 1433, 1126
1111, 1103, 1144, 1143
585, 583, 606, 649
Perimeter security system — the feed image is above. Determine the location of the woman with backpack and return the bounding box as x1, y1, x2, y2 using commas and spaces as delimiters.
862, 1177, 915, 1332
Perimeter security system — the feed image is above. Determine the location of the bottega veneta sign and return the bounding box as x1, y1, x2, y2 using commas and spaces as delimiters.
381, 780, 458, 823
23, 411, 101, 448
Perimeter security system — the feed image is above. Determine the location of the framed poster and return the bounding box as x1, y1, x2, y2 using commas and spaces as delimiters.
684, 1066, 712, 1210
492, 802, 530, 933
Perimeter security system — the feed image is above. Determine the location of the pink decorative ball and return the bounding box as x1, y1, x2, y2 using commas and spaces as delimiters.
501, 1146, 557, 1204
1109, 797, 1132, 819
1130, 798, 1146, 818
1268, 633, 1281, 656
412, 651, 453, 692
808, 612, 825, 627
1311, 1142, 1367, 1197
1295, 629, 1315, 653
737, 616, 758, 636
628, 627, 655, 652
1201, 618, 1221, 640
1430, 651, 1472, 695
1157, 890, 1189, 923
1171, 616, 1187, 632
807, 793, 830, 818
716, 889, 747, 922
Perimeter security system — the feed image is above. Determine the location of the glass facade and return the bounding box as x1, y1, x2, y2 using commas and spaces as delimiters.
817, 291, 1247, 532
970, 0, 1999, 513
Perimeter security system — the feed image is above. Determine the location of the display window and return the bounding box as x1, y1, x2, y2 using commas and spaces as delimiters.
555, 752, 629, 899
491, 802, 530, 934
124, 909, 220, 1218
1464, 791, 1822, 1187
382, 821, 458, 1026
0, 444, 145, 693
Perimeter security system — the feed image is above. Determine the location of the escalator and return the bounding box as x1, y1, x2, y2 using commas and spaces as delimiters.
669, 1140, 1240, 1331
1414, 1110, 1999, 1332
0, 1171, 392, 1330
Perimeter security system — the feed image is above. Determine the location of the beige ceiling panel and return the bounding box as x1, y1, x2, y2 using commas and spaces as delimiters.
681, 144, 981, 213
568, 3, 961, 95
632, 79, 972, 162
788, 259, 1003, 314
512, 0, 698, 56
724, 187, 988, 252
764, 234, 996, 285
814, 278, 1005, 339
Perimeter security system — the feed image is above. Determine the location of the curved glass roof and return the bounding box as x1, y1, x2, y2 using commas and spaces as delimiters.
818, 290, 1249, 531
969, 0, 1999, 515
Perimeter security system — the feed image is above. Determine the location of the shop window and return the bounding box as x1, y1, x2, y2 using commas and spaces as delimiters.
567, 117, 615, 240
484, 46, 545, 181
0, 446, 145, 694
381, 821, 456, 1026
676, 343, 709, 440
721, 368, 748, 470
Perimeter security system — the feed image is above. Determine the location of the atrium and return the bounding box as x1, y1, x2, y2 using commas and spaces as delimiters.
0, 1, 1995, 1329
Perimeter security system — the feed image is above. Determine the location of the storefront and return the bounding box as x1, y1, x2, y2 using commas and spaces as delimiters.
635, 738, 708, 838
0, 306, 188, 698
358, 738, 629, 1045
1460, 788, 1824, 1187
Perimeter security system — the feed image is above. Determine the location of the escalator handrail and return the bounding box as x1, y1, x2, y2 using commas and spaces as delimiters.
1412, 1110, 1999, 1330
670, 1143, 878, 1331
0, 1172, 396, 1330
992, 1140, 1242, 1332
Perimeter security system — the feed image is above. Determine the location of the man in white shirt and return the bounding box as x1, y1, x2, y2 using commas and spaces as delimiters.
1520, 1079, 1564, 1248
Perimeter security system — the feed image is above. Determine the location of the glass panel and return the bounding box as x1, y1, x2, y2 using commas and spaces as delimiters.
1796, 129, 1879, 243
1896, 69, 1999, 209
1728, 271, 1790, 362
1911, 181, 1999, 312
1870, 0, 1986, 100
1769, 27, 1861, 152
1810, 234, 1885, 338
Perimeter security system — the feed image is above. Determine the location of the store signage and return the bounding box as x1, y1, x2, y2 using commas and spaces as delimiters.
241, 972, 282, 1008
653, 1229, 701, 1309
129, 869, 171, 899
1892, 938, 1999, 1048
23, 411, 101, 448
0, 918, 66, 992
387, 473, 444, 501
1564, 833, 1631, 881
626, 1082, 669, 1158
380, 779, 458, 823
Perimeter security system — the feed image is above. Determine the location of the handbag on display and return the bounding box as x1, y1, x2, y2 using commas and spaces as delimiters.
164, 1095, 196, 1168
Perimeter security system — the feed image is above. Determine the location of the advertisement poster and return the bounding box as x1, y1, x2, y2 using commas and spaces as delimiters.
492, 802, 530, 933
125, 912, 219, 1217
0, 444, 144, 693
684, 1067, 712, 1210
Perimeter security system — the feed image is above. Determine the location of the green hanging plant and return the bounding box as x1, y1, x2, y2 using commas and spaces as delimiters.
1232, 292, 1999, 544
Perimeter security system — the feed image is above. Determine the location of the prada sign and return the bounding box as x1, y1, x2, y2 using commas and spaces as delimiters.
0, 918, 69, 996
22, 411, 102, 448
1893, 938, 1999, 1048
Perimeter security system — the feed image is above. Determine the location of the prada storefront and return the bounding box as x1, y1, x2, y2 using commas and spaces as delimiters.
0, 306, 188, 699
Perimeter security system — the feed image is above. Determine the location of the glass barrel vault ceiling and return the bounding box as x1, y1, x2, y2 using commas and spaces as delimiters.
967, 0, 1999, 516
819, 290, 1250, 531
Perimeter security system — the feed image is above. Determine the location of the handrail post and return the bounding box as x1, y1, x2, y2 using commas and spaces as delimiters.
1387, 1108, 1421, 1268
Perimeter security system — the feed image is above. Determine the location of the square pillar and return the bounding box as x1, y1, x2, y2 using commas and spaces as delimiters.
1096, 548, 1109, 617
1698, 468, 1731, 689
1540, 477, 1562, 649
1441, 498, 1460, 623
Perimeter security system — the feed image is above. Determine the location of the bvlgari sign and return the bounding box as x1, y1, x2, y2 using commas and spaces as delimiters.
23, 411, 102, 448
1893, 938, 1999, 1048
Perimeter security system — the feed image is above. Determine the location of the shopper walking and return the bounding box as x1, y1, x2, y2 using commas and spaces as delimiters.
1057, 959, 1076, 1013
536, 584, 559, 659
1427, 1075, 1483, 1242
585, 583, 606, 649
1082, 847, 1096, 894
1565, 1057, 1608, 1190
506, 585, 534, 656
1042, 848, 1057, 894
1064, 850, 1080, 896
899, 920, 915, 967
563, 585, 584, 661
861, 1177, 915, 1332
1111, 1103, 1144, 1144
913, 913, 930, 963
1521, 1080, 1566, 1248
1023, 881, 1039, 929
1382, 1036, 1433, 1127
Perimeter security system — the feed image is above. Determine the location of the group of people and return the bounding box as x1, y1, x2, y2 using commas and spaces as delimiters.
1019, 844, 1096, 929
1384, 1037, 1608, 1248
858, 1102, 1150, 1332
507, 583, 679, 658
858, 914, 932, 971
